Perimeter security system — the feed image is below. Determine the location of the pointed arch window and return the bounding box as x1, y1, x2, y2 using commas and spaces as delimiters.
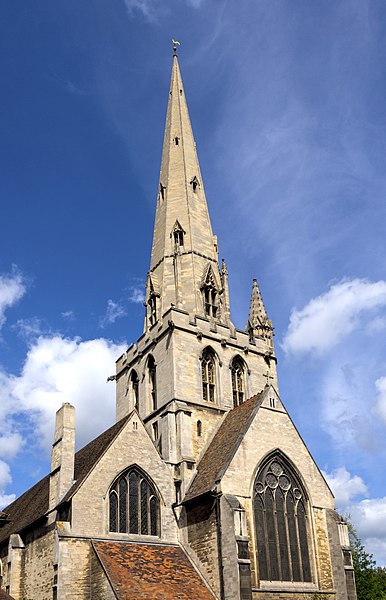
109, 466, 160, 536
253, 455, 312, 584
201, 348, 216, 403
148, 355, 157, 411
231, 357, 245, 407
129, 370, 139, 408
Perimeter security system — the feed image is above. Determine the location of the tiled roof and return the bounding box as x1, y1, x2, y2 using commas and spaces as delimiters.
0, 415, 130, 548
184, 390, 265, 502
93, 540, 215, 599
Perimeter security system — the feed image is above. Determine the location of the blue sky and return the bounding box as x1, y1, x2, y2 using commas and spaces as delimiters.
1, 0, 386, 564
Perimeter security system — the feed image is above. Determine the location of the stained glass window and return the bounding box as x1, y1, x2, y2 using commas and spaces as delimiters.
109, 492, 118, 533
109, 467, 160, 536
253, 455, 312, 583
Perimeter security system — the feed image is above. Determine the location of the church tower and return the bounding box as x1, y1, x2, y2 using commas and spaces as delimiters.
115, 50, 276, 494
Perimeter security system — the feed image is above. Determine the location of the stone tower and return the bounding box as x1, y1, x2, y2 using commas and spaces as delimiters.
115, 51, 276, 495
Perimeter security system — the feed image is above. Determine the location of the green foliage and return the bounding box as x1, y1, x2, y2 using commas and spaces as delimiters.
346, 517, 386, 600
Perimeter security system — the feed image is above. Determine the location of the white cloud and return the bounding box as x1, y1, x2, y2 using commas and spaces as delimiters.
323, 466, 368, 507
99, 300, 126, 328
375, 376, 386, 424
0, 268, 26, 330
0, 433, 24, 460
0, 460, 15, 509
324, 467, 386, 566
128, 287, 145, 304
350, 497, 386, 566
0, 335, 126, 452
282, 278, 386, 355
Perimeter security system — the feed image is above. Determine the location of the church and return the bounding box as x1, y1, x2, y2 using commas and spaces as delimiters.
0, 50, 357, 600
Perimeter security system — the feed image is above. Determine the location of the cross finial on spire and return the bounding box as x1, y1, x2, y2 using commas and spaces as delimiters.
172, 39, 181, 55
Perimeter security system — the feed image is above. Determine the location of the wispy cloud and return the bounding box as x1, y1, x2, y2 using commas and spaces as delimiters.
122, 0, 204, 20
15, 317, 43, 340
0, 267, 26, 330
282, 279, 386, 356
99, 299, 126, 328
128, 286, 145, 304
61, 310, 75, 321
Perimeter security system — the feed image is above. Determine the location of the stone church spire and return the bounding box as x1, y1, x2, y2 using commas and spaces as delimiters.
145, 53, 230, 330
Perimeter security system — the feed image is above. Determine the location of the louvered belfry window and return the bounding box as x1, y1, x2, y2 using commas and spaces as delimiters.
201, 349, 216, 403
109, 467, 159, 536
254, 456, 312, 583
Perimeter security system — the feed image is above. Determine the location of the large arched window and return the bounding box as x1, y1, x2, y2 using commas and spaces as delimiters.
109, 466, 160, 536
253, 455, 312, 583
231, 356, 245, 407
147, 355, 157, 411
201, 348, 216, 403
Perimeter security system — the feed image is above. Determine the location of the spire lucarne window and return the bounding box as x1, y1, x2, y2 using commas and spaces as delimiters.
109, 466, 159, 536
253, 455, 312, 583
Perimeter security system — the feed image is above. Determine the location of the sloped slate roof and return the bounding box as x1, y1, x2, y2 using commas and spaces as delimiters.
0, 415, 130, 548
93, 540, 215, 599
184, 390, 265, 502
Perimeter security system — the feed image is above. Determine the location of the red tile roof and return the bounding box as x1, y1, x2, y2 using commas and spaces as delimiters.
184, 391, 265, 502
93, 541, 215, 599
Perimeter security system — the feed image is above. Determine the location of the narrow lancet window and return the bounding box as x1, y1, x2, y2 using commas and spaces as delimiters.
109, 467, 160, 536
201, 348, 216, 403
253, 455, 312, 584
148, 294, 157, 327
231, 357, 245, 407
130, 370, 139, 408
148, 355, 157, 411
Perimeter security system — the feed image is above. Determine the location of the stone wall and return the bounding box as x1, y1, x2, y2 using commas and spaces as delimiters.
184, 496, 220, 597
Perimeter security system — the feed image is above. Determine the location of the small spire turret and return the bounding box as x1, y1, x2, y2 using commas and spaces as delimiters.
247, 279, 273, 347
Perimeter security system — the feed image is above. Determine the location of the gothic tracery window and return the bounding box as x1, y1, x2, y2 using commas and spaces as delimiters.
253, 455, 312, 583
231, 357, 245, 407
201, 348, 216, 403
109, 466, 160, 536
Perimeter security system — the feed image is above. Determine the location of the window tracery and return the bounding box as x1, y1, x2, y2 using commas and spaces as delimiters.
109, 466, 159, 536
202, 269, 218, 318
201, 348, 216, 403
253, 455, 312, 583
231, 357, 245, 407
